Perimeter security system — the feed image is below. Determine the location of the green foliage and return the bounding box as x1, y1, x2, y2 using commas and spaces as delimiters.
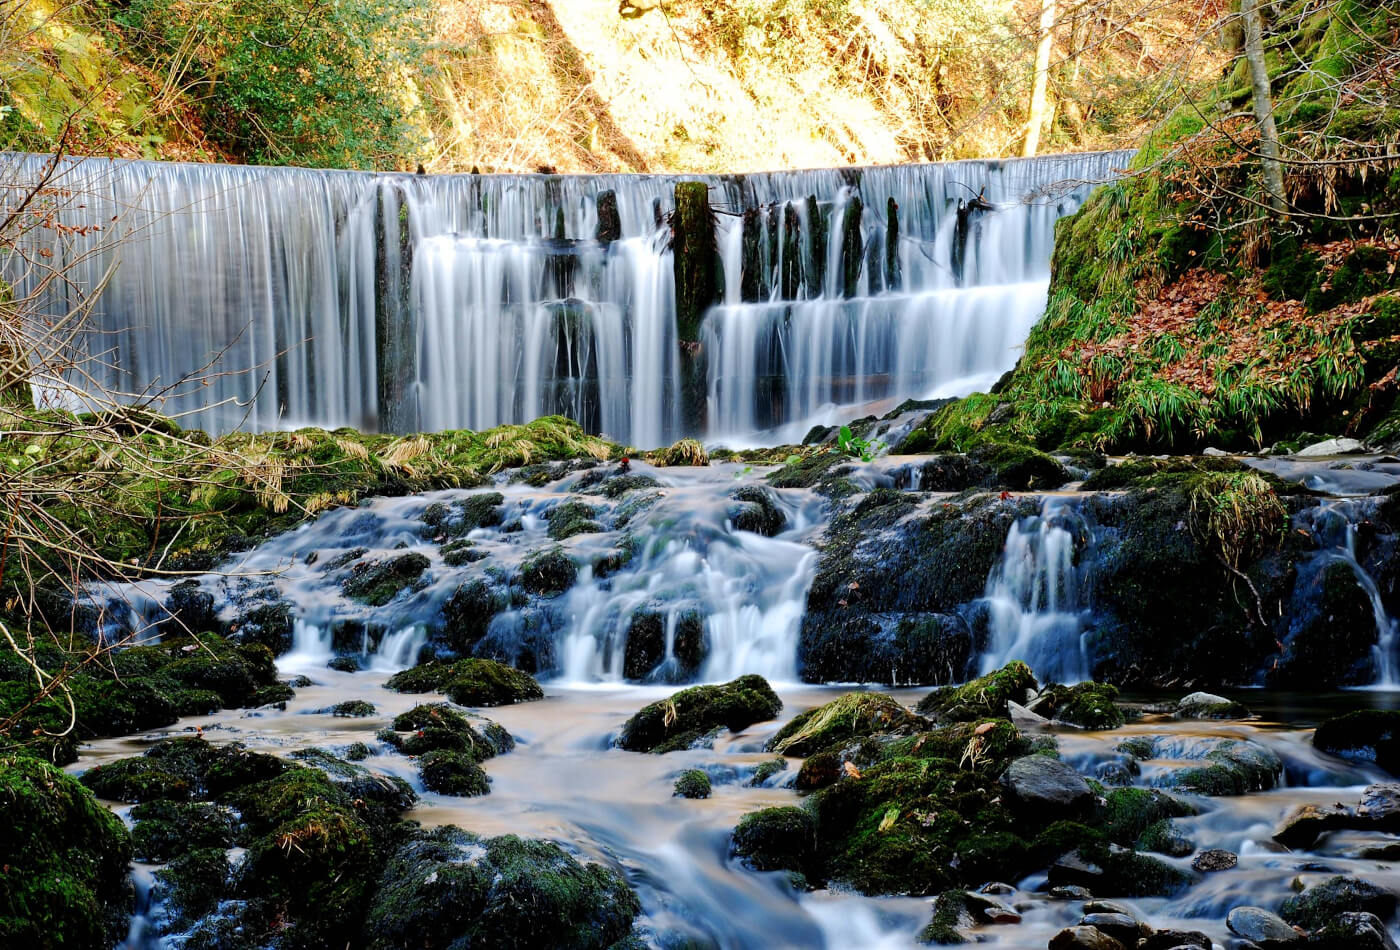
115, 0, 434, 167
837, 425, 886, 462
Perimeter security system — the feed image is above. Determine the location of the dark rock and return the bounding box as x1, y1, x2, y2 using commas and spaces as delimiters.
520, 546, 578, 595
1139, 931, 1212, 950
1314, 710, 1400, 775
1358, 783, 1400, 828
919, 660, 1038, 721
1153, 738, 1283, 796
1034, 682, 1125, 729
1279, 875, 1398, 931
1273, 803, 1353, 849
919, 890, 978, 944
621, 605, 707, 682
617, 675, 782, 753
231, 600, 295, 655
1079, 912, 1141, 946
162, 580, 220, 637
727, 486, 787, 536
343, 551, 430, 606
999, 755, 1092, 819
1050, 885, 1093, 900
438, 579, 507, 654
328, 655, 361, 672
420, 492, 504, 539
1048, 926, 1126, 950
1226, 906, 1302, 944
1307, 911, 1399, 950
1192, 848, 1238, 871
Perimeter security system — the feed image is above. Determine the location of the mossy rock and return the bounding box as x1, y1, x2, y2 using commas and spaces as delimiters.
731, 806, 817, 875
419, 749, 491, 796
1279, 875, 1399, 931
520, 546, 578, 595
1098, 787, 1197, 849
621, 605, 707, 682
385, 658, 543, 707
968, 442, 1070, 490
153, 848, 230, 929
917, 662, 1037, 721
342, 551, 431, 606
381, 703, 514, 763
0, 753, 134, 947
438, 579, 508, 653
1152, 737, 1283, 795
919, 890, 978, 944
617, 675, 782, 753
768, 692, 926, 757
749, 757, 787, 787
673, 769, 712, 799
331, 699, 378, 717
130, 800, 238, 862
727, 485, 787, 536
421, 492, 505, 539
362, 826, 640, 950
1034, 682, 1125, 730
81, 736, 287, 803
546, 499, 604, 540
289, 747, 418, 814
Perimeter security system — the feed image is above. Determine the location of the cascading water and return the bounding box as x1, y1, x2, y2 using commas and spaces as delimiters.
977, 497, 1091, 684
8, 150, 1128, 446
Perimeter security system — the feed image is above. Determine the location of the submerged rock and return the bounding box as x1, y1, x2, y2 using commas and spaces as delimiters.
617, 675, 782, 753
362, 826, 640, 950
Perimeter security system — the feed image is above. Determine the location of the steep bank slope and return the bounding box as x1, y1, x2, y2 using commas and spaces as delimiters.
3, 0, 1215, 172
901, 0, 1400, 455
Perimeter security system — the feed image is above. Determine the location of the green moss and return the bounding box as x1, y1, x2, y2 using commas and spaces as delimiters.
1035, 682, 1125, 729
130, 800, 238, 862
384, 658, 543, 706
0, 753, 134, 947
919, 891, 975, 945
381, 703, 514, 763
768, 693, 925, 757
154, 848, 230, 928
546, 500, 604, 540
673, 768, 712, 799
1280, 875, 1398, 930
749, 757, 787, 786
342, 551, 430, 605
363, 826, 640, 950
332, 699, 378, 717
916, 662, 1037, 721
617, 674, 782, 753
1098, 787, 1196, 847
421, 492, 504, 538
520, 546, 578, 595
418, 749, 490, 796
732, 806, 817, 874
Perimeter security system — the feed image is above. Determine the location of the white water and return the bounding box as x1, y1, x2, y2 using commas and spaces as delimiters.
978, 497, 1091, 684
7, 151, 1128, 446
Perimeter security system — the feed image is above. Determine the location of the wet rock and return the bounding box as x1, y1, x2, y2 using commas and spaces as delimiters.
81, 736, 286, 803
129, 800, 238, 863
162, 579, 220, 636
1296, 437, 1365, 456
1032, 682, 1126, 729
1009, 699, 1051, 729
1050, 885, 1093, 900
153, 847, 229, 929
1226, 906, 1302, 944
674, 769, 712, 799
727, 485, 787, 536
1314, 710, 1400, 775
1079, 912, 1141, 946
289, 747, 418, 812
420, 492, 504, 538
1047, 844, 1191, 898
1273, 803, 1353, 849
362, 826, 640, 950
621, 605, 707, 682
230, 600, 295, 655
1307, 911, 1399, 950
329, 699, 377, 717
342, 551, 430, 605
418, 749, 490, 796
438, 579, 507, 654
1176, 691, 1251, 719
385, 657, 543, 707
919, 890, 978, 944
1358, 783, 1400, 828
520, 545, 578, 595
328, 655, 361, 672
1279, 875, 1398, 931
1273, 561, 1382, 687
618, 675, 782, 753
731, 806, 817, 875
1136, 818, 1194, 857
1139, 931, 1211, 949
546, 499, 604, 540
1048, 925, 1126, 950
748, 757, 787, 787
968, 893, 1021, 923
1192, 848, 1238, 871
1, 753, 134, 947
379, 703, 514, 761
768, 692, 925, 757
999, 755, 1093, 819
1154, 738, 1283, 795
918, 660, 1038, 721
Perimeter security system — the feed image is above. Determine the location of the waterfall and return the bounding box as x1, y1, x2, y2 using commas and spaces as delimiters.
977, 497, 1091, 684
8, 150, 1127, 446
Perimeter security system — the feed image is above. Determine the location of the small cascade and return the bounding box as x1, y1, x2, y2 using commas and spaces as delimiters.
977, 497, 1091, 684
10, 150, 1128, 446
1295, 500, 1400, 687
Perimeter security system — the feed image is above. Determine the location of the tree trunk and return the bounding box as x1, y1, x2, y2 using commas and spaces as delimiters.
1240, 0, 1287, 215
1022, 0, 1056, 158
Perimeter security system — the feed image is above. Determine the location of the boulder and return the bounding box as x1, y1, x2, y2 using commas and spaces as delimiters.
1078, 912, 1141, 946
1307, 911, 1399, 950
999, 755, 1092, 819
1225, 906, 1302, 944
617, 675, 782, 753
1048, 926, 1126, 950
1315, 711, 1400, 775
1175, 691, 1250, 719
1279, 875, 1398, 931
1296, 438, 1366, 456
731, 806, 817, 875
1273, 802, 1353, 849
